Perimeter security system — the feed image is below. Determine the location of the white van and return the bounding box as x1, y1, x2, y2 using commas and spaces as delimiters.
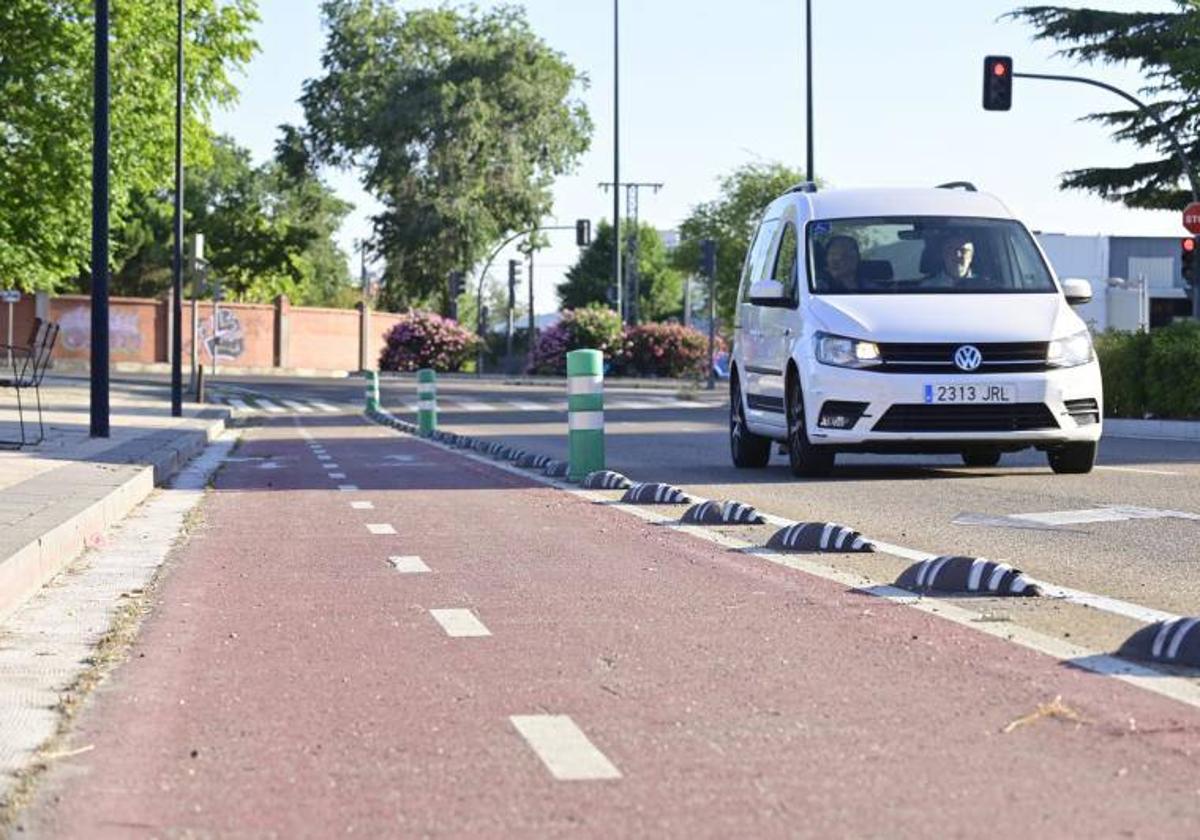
730, 183, 1102, 476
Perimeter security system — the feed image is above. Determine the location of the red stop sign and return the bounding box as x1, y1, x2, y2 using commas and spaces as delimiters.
1185, 202, 1200, 234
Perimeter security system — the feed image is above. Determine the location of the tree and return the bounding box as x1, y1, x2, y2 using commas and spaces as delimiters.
301, 1, 592, 313
557, 221, 683, 322
111, 132, 355, 306
1010, 2, 1200, 210
674, 162, 807, 330
0, 0, 259, 291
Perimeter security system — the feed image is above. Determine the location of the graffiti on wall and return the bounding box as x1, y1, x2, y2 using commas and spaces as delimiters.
59, 306, 142, 352
198, 308, 245, 362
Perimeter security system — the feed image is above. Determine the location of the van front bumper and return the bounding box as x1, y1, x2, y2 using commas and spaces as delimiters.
802, 361, 1103, 449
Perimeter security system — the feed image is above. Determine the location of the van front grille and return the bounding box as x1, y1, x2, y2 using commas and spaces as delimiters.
874, 342, 1051, 374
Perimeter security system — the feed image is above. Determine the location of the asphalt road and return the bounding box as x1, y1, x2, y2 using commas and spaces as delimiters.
24, 396, 1200, 836
206, 373, 1200, 672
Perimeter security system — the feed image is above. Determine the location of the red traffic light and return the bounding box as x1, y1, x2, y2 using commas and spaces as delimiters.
1184, 238, 1196, 252
993, 62, 1007, 76
982, 56, 1013, 111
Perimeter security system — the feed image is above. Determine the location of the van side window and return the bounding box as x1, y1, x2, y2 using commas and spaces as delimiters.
773, 222, 798, 298
738, 218, 780, 305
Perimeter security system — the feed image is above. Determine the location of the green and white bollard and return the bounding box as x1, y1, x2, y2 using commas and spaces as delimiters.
567, 349, 605, 480
418, 368, 437, 436
364, 370, 380, 412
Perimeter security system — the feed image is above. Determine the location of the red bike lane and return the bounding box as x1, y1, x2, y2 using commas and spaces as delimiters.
23, 415, 1200, 838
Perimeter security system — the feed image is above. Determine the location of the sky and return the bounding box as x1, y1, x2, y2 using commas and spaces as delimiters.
211, 0, 1182, 314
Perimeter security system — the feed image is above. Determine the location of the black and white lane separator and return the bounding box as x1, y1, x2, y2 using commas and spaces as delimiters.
516, 452, 553, 469
1119, 617, 1200, 666
896, 556, 1041, 597
681, 499, 766, 525
766, 522, 873, 553
621, 482, 690, 504
582, 470, 632, 490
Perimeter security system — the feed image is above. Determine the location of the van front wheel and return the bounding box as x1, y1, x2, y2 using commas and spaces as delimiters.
786, 375, 835, 478
1047, 441, 1097, 474
730, 374, 771, 468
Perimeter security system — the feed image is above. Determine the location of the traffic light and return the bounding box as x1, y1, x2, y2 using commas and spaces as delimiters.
575, 218, 592, 247
448, 270, 465, 298
699, 238, 717, 277
1183, 236, 1200, 286
982, 55, 1013, 111
507, 259, 522, 309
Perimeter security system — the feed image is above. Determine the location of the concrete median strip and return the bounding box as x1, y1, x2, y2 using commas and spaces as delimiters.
429, 608, 491, 637
767, 523, 873, 553
509, 715, 621, 781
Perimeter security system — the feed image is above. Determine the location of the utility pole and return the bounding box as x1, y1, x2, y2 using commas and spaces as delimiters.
613, 0, 621, 322
598, 181, 662, 324
90, 0, 110, 437
170, 0, 184, 417
527, 247, 536, 368
805, 0, 814, 182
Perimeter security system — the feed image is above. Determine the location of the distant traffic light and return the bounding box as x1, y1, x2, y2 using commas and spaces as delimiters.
507, 259, 523, 309
983, 56, 1013, 111
1183, 236, 1200, 286
699, 238, 717, 277
575, 218, 592, 247
448, 270, 465, 299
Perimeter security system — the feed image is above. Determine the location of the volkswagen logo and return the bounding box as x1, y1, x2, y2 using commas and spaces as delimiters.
953, 345, 983, 372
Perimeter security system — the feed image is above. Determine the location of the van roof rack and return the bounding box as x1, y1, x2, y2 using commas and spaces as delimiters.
786, 181, 819, 194
936, 181, 978, 192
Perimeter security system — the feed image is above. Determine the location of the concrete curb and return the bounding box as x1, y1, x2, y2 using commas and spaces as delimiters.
0, 409, 231, 625
1104, 418, 1200, 442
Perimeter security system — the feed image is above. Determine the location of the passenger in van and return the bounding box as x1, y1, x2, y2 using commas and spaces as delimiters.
823, 235, 861, 292
925, 235, 976, 288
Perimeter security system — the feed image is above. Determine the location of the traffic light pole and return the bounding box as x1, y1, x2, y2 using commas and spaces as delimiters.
1013, 71, 1199, 203
171, 0, 184, 417
90, 0, 111, 438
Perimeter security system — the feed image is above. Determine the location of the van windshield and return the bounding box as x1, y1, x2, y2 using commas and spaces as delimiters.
807, 216, 1057, 295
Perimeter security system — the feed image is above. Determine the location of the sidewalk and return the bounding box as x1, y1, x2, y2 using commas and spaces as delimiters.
0, 376, 229, 623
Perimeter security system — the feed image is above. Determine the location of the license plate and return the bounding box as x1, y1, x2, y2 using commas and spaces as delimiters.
924, 383, 1015, 404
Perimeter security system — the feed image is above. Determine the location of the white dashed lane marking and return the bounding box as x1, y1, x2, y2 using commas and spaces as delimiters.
329, 472, 347, 479
429, 608, 491, 637
323, 463, 340, 470
337, 484, 359, 492
366, 523, 396, 535
509, 715, 622, 781
388, 555, 430, 573
350, 501, 374, 510
257, 399, 286, 414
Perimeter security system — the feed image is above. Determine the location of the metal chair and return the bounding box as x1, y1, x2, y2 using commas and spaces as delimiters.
0, 317, 61, 448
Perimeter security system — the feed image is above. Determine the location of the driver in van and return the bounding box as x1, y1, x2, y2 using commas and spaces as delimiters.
926, 234, 976, 288
823, 235, 861, 292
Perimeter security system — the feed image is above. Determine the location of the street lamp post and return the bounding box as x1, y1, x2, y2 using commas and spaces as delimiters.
171, 0, 184, 417
90, 0, 110, 438
612, 0, 621, 322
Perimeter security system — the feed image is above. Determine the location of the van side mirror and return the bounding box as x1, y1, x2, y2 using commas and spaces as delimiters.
748, 278, 787, 305
1061, 278, 1093, 306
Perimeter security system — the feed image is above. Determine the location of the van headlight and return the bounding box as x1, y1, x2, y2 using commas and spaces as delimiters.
814, 332, 882, 369
1047, 330, 1094, 368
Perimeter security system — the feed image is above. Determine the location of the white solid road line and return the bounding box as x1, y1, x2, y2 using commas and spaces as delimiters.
429, 608, 491, 637
1096, 465, 1182, 477
388, 555, 430, 573
509, 715, 622, 781
366, 523, 396, 535
506, 400, 550, 411
350, 501, 374, 510
454, 400, 497, 412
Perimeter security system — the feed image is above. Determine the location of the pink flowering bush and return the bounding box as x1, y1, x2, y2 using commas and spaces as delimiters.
528, 305, 624, 374
378, 310, 480, 372
620, 322, 725, 378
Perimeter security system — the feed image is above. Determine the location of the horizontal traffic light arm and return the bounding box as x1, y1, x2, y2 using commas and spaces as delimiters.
1011, 70, 1199, 202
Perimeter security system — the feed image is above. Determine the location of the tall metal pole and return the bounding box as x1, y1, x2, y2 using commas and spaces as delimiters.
171, 0, 184, 416
527, 246, 535, 367
90, 0, 110, 438
805, 0, 814, 181
613, 0, 622, 322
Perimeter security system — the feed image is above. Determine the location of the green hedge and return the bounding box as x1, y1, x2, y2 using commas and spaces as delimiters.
1095, 321, 1200, 419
